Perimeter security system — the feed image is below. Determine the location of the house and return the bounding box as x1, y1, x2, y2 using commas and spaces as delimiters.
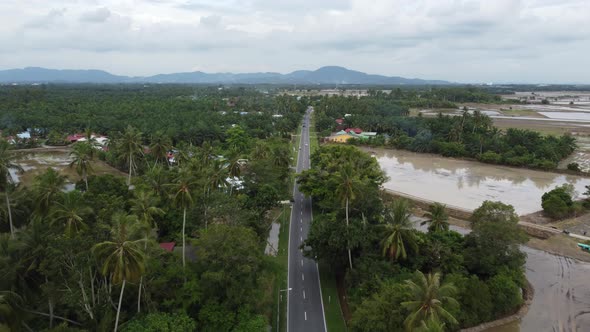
17, 131, 31, 139
329, 130, 356, 143
328, 129, 379, 143
68, 133, 109, 146
159, 242, 176, 252
345, 128, 363, 134
335, 118, 344, 125
67, 134, 86, 143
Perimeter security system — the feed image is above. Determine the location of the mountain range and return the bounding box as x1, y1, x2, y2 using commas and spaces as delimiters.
0, 66, 451, 85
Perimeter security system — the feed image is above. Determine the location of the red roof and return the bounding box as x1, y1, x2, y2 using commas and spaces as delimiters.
159, 242, 176, 252
345, 128, 363, 134
335, 118, 344, 125
67, 134, 85, 142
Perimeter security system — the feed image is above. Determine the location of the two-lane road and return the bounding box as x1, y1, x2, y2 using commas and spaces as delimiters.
287, 107, 327, 332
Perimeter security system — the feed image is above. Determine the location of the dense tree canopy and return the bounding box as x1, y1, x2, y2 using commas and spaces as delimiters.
0, 86, 305, 331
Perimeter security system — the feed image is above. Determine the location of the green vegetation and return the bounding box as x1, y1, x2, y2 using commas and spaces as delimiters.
298, 145, 528, 331
541, 184, 582, 219
0, 85, 307, 331
567, 162, 581, 172
0, 85, 540, 331
272, 206, 290, 332
318, 264, 347, 332
313, 88, 576, 170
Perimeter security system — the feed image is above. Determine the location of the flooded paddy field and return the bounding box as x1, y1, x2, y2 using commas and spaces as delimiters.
372, 148, 590, 215
10, 149, 125, 187
483, 247, 590, 332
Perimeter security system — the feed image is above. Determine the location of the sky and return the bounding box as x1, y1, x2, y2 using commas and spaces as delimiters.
0, 0, 589, 83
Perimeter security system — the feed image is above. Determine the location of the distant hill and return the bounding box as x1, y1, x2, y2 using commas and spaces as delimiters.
0, 66, 451, 85
0, 67, 128, 83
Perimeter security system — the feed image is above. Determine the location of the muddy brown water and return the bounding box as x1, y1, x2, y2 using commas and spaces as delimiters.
388, 151, 590, 332
485, 247, 590, 332
372, 148, 590, 215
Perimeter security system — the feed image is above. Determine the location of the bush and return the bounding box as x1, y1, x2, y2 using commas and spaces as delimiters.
542, 195, 570, 219
487, 272, 523, 316
533, 159, 557, 170
449, 275, 493, 327
478, 151, 502, 164
541, 185, 574, 219
567, 162, 581, 172
470, 201, 519, 226
436, 141, 467, 158
122, 312, 197, 332
390, 134, 413, 149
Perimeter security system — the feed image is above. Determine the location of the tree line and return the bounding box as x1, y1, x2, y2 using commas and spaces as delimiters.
312, 92, 576, 170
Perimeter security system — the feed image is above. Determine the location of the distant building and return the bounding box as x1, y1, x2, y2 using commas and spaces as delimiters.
328, 129, 378, 143
17, 131, 31, 139
345, 128, 363, 134
335, 118, 344, 125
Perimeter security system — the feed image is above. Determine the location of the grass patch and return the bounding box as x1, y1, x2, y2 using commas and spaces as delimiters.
309, 112, 320, 154
500, 108, 544, 117
319, 263, 347, 332
271, 205, 291, 332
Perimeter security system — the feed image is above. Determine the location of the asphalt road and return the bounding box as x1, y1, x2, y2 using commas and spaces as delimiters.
287, 107, 327, 332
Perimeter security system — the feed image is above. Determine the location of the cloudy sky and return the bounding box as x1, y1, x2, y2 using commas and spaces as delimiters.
1, 0, 589, 83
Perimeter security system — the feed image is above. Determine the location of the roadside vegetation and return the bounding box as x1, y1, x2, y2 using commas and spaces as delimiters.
0, 85, 308, 331
298, 145, 528, 331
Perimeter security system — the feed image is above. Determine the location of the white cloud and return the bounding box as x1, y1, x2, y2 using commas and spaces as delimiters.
0, 0, 588, 82
80, 7, 111, 23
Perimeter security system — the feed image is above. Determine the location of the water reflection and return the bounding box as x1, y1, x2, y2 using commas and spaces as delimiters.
373, 148, 590, 214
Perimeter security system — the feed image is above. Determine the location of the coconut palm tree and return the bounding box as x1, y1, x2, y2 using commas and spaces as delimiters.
402, 271, 458, 331
82, 128, 99, 149
144, 165, 168, 197
149, 131, 172, 167
130, 191, 164, 234
168, 169, 195, 269
117, 126, 144, 186
252, 142, 270, 160
381, 199, 417, 261
421, 203, 449, 233
0, 140, 22, 238
416, 318, 446, 332
70, 141, 94, 191
334, 163, 361, 270
0, 290, 25, 331
130, 190, 163, 313
207, 160, 229, 192
271, 144, 291, 168
92, 213, 145, 332
51, 191, 93, 237
33, 168, 66, 217
200, 141, 214, 167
